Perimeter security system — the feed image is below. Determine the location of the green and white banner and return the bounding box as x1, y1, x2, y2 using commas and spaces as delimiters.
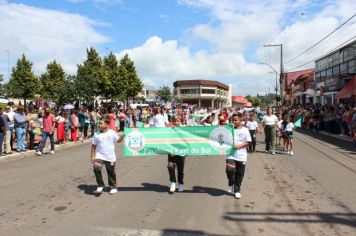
124, 126, 234, 157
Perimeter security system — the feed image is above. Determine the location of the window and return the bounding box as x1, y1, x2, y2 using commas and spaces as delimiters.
202, 89, 215, 94
180, 89, 198, 94
348, 60, 355, 74
340, 62, 348, 74
316, 72, 321, 82
326, 68, 332, 78
332, 65, 340, 76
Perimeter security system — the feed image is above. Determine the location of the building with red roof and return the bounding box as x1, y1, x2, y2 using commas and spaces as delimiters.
283, 68, 315, 104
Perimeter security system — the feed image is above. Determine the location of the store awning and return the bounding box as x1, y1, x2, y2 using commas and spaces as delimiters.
336, 79, 356, 99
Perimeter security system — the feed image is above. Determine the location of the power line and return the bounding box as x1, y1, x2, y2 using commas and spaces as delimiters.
285, 12, 356, 64
287, 35, 356, 71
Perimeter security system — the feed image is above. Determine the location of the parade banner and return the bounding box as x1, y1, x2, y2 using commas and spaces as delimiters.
124, 126, 234, 157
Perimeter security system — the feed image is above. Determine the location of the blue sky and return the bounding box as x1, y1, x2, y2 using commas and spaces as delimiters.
0, 0, 355, 95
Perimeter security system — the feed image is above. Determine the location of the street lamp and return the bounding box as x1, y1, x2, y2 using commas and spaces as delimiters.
260, 62, 280, 105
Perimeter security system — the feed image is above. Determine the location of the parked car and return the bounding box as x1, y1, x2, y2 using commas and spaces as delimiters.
0, 96, 9, 104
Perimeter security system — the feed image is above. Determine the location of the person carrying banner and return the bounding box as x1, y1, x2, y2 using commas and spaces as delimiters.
91, 116, 124, 194
226, 113, 251, 199
167, 115, 187, 193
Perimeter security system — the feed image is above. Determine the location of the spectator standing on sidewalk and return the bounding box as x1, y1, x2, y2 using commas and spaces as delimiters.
4, 105, 15, 152
0, 108, 7, 156
14, 106, 27, 152
56, 111, 66, 144
36, 108, 56, 156
78, 108, 86, 142
1, 108, 11, 154
71, 110, 79, 142
262, 107, 278, 155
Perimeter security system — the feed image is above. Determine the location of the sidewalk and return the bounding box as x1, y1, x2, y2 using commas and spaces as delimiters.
0, 139, 92, 162
296, 127, 354, 143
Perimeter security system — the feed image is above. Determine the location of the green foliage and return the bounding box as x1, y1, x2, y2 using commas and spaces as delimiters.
102, 53, 126, 100
157, 85, 171, 103
40, 60, 66, 100
245, 95, 261, 107
7, 54, 39, 103
57, 75, 77, 106
77, 47, 103, 102
120, 54, 143, 100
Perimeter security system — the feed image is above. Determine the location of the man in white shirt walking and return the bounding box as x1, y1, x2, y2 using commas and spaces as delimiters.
226, 113, 251, 199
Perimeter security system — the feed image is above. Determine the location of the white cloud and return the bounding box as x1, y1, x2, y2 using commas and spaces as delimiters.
0, 1, 109, 77
67, 0, 122, 6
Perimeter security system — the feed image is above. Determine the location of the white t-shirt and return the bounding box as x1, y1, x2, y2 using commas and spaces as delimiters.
92, 129, 119, 162
154, 114, 166, 127
5, 111, 15, 128
263, 115, 278, 126
277, 120, 283, 129
227, 126, 252, 162
284, 122, 295, 132
246, 121, 258, 131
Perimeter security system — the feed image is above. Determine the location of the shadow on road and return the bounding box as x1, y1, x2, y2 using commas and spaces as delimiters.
296, 128, 355, 153
223, 211, 356, 228
77, 184, 102, 197
117, 183, 229, 196
162, 228, 225, 236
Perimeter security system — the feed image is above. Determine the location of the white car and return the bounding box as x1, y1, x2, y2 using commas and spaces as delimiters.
0, 96, 9, 104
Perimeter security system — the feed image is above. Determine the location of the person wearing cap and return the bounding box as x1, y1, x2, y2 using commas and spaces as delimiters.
36, 108, 56, 156
13, 106, 27, 152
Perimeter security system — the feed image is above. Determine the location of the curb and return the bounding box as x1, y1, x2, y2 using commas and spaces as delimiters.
296, 127, 353, 143
0, 139, 92, 162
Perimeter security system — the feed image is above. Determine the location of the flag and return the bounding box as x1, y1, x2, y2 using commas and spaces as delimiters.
294, 118, 301, 128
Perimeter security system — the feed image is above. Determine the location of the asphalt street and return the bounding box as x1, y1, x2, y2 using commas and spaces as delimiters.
0, 130, 355, 236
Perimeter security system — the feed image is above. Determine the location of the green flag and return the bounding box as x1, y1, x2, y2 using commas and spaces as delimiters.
294, 118, 301, 128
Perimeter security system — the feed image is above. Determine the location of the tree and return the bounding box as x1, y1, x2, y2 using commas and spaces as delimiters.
102, 53, 126, 100
77, 47, 103, 103
157, 85, 171, 103
246, 95, 262, 107
40, 60, 66, 100
7, 54, 39, 105
120, 54, 143, 101
57, 75, 78, 106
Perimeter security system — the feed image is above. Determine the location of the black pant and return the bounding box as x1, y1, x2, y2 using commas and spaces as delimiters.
167, 155, 185, 184
90, 124, 95, 137
83, 124, 89, 138
120, 121, 125, 131
93, 159, 117, 188
29, 131, 35, 150
226, 159, 246, 193
248, 130, 256, 152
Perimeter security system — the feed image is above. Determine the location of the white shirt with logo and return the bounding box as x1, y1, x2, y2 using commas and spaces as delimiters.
246, 121, 258, 131
227, 126, 252, 162
92, 129, 119, 162
154, 114, 166, 127
262, 115, 278, 126
283, 122, 295, 132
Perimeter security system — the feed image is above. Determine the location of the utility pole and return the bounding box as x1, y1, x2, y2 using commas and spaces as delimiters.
263, 44, 284, 104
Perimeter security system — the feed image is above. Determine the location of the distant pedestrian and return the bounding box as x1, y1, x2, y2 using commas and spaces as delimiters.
36, 108, 56, 156
13, 106, 27, 152
282, 115, 295, 156
56, 111, 66, 144
0, 108, 6, 156
226, 113, 251, 199
1, 109, 11, 154
246, 113, 258, 153
91, 116, 124, 194
71, 110, 79, 142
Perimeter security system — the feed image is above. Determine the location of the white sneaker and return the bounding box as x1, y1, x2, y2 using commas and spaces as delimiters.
287, 151, 290, 155
169, 182, 176, 192
109, 188, 118, 194
178, 184, 185, 192
290, 151, 294, 156
50, 150, 55, 154
95, 187, 103, 193
235, 192, 242, 199
271, 151, 276, 155
227, 185, 234, 194
36, 151, 42, 156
